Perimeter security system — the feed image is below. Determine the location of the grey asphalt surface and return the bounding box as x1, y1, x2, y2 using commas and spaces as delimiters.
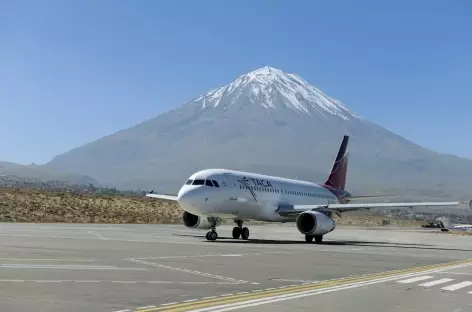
1, 223, 472, 312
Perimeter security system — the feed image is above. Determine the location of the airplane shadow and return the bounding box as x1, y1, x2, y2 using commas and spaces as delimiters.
173, 234, 472, 252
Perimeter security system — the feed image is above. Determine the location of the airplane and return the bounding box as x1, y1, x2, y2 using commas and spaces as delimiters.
146, 135, 469, 243
435, 218, 472, 232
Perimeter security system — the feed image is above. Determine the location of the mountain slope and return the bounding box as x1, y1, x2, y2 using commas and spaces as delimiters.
0, 161, 100, 186
45, 67, 472, 199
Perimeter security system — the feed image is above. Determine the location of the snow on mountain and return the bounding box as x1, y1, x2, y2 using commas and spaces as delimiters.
191, 66, 359, 121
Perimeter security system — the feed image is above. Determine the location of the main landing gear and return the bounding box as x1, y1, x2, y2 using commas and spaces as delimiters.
305, 234, 323, 244
232, 220, 249, 240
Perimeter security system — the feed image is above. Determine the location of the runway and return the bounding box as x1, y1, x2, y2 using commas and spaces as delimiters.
1, 223, 472, 312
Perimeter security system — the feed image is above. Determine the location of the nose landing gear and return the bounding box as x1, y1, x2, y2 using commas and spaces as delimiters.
206, 230, 218, 241
205, 217, 219, 241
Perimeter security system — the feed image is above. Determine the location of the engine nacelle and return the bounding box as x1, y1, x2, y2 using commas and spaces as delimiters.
296, 211, 336, 236
182, 211, 222, 230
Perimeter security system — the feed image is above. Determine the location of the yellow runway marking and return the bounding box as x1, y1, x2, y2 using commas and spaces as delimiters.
135, 259, 472, 312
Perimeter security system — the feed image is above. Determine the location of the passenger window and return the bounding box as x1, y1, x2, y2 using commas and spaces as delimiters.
185, 179, 193, 185
192, 179, 204, 185
205, 180, 213, 187
212, 180, 219, 187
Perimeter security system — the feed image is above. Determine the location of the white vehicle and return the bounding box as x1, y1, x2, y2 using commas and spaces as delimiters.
147, 135, 466, 243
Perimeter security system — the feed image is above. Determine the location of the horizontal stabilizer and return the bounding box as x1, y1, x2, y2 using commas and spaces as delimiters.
146, 193, 178, 201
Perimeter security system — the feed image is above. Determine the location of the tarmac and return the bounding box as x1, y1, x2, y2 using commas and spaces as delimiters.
1, 223, 472, 312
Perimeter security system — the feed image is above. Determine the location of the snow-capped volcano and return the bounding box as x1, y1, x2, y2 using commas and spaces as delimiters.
190, 66, 359, 121
46, 66, 472, 200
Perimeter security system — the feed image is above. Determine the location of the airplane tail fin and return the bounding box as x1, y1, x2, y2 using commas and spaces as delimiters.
324, 135, 349, 190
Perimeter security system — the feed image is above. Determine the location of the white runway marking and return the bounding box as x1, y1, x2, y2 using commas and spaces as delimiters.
419, 278, 454, 287
136, 262, 472, 312
129, 259, 248, 283
185, 266, 472, 312
439, 272, 472, 276
135, 251, 308, 260
0, 258, 94, 262
441, 281, 472, 291
0, 264, 147, 270
0, 279, 244, 285
396, 275, 434, 283
270, 278, 318, 283
88, 231, 107, 240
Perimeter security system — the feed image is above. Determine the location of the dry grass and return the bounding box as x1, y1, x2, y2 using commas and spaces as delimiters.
0, 188, 421, 227
0, 188, 182, 223
448, 230, 472, 236
333, 214, 424, 227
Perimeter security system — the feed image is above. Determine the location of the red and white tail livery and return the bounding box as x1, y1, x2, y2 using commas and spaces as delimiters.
146, 135, 469, 243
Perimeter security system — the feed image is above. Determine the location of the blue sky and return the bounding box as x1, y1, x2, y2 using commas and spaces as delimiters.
1, 0, 471, 164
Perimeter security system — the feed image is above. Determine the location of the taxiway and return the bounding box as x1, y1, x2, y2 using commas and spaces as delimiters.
1, 223, 472, 312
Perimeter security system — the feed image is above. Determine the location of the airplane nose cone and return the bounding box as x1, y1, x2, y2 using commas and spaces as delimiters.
177, 188, 200, 210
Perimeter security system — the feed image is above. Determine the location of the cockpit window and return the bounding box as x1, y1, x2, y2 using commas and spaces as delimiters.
205, 180, 213, 187
212, 180, 219, 187
192, 179, 205, 185
185, 179, 193, 185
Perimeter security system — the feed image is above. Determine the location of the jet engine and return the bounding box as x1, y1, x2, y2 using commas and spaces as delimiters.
296, 211, 336, 236
182, 211, 222, 229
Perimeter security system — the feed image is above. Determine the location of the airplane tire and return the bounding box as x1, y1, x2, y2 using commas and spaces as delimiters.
305, 235, 313, 243
241, 227, 250, 240
232, 227, 241, 239
207, 231, 218, 241
314, 235, 323, 244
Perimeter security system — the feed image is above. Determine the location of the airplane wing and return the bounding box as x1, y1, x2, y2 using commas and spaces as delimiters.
346, 195, 399, 201
276, 201, 467, 217
145, 193, 178, 201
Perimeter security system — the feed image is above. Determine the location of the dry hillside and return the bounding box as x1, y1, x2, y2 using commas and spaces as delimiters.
0, 188, 422, 227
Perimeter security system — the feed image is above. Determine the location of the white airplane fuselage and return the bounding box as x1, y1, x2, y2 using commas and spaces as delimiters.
177, 168, 346, 223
